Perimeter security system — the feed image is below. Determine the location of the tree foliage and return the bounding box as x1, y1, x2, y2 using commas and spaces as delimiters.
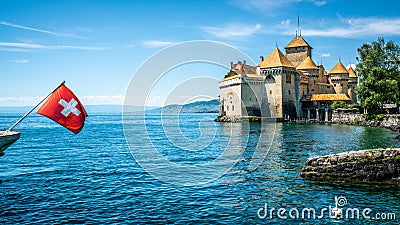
331, 101, 347, 109
356, 37, 400, 113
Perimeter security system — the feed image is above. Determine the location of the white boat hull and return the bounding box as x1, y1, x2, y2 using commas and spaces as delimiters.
0, 131, 21, 156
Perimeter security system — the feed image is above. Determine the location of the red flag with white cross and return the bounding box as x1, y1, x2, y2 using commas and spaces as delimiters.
37, 83, 88, 134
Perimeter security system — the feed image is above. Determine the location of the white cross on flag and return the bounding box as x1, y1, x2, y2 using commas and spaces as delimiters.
37, 84, 88, 134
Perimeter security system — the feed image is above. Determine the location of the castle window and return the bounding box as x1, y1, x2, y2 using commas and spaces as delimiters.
288, 90, 291, 95
266, 74, 275, 83
334, 84, 336, 87
341, 83, 343, 87
232, 105, 234, 111
286, 73, 291, 84
314, 80, 316, 85
270, 90, 272, 94
227, 105, 229, 111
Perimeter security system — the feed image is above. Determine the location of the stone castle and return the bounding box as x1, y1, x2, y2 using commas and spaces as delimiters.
218, 34, 358, 121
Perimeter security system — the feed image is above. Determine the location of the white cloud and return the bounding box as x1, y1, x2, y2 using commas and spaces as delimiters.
0, 42, 107, 51
6, 59, 29, 63
231, 0, 328, 13
81, 95, 125, 105
313, 1, 327, 6
0, 21, 86, 39
0, 96, 44, 106
0, 42, 43, 49
280, 19, 292, 27
346, 63, 356, 69
48, 45, 107, 50
142, 40, 178, 48
301, 17, 400, 38
0, 47, 29, 52
202, 23, 262, 38
145, 95, 165, 106
321, 53, 331, 57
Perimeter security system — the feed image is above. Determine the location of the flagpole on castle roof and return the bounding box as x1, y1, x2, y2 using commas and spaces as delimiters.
5, 81, 66, 132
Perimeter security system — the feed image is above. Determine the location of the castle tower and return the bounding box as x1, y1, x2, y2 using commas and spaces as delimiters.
297, 56, 319, 96
347, 67, 358, 103
259, 48, 300, 119
284, 35, 312, 67
329, 61, 349, 96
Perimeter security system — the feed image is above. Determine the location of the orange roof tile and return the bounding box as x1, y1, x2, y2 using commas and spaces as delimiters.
348, 67, 357, 78
329, 61, 349, 74
310, 94, 351, 101
284, 36, 312, 49
259, 48, 295, 68
297, 56, 318, 70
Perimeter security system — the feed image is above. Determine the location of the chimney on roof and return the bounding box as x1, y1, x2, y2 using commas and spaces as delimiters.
243, 60, 246, 66
230, 61, 233, 69
260, 56, 264, 62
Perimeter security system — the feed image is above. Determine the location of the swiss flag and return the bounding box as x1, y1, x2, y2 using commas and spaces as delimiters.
37, 84, 88, 134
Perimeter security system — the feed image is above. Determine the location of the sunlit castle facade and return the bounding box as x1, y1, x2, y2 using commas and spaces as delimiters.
218, 34, 358, 121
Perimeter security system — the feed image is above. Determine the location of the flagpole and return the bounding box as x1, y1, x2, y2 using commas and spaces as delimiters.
5, 81, 66, 133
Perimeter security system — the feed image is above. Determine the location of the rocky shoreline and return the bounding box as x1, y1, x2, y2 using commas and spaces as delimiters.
301, 148, 400, 184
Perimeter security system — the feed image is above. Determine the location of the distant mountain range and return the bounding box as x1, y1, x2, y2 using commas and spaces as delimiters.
145, 99, 219, 114
0, 99, 220, 115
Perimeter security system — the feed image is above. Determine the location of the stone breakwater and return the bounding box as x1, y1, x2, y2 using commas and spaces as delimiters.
301, 148, 400, 184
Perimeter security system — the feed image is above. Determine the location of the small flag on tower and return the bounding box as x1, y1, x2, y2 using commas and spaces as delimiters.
37, 82, 88, 134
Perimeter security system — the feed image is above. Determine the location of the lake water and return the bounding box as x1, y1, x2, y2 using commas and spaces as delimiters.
0, 113, 399, 224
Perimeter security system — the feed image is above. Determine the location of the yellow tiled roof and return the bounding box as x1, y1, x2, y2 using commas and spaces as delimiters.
329, 61, 349, 74
259, 48, 295, 68
297, 56, 318, 70
221, 74, 239, 81
245, 73, 262, 78
310, 94, 351, 101
236, 64, 245, 73
284, 36, 311, 49
348, 67, 357, 78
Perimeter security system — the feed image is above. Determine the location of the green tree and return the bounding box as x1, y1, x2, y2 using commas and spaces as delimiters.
356, 37, 400, 113
331, 101, 347, 109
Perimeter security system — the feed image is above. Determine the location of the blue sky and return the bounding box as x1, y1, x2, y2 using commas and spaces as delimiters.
1, 0, 399, 106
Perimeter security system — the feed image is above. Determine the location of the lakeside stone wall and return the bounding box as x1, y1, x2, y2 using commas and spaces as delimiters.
301, 148, 400, 183
331, 111, 363, 123
332, 112, 400, 134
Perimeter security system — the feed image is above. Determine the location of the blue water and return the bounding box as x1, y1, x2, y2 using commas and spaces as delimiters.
0, 113, 399, 224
